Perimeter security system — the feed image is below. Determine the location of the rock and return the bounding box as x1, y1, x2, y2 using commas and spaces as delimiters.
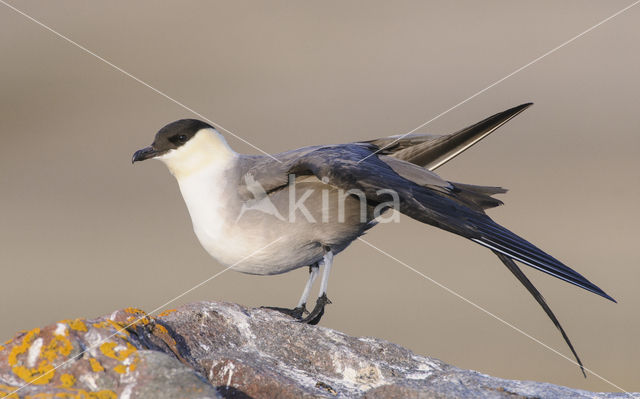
0, 301, 633, 398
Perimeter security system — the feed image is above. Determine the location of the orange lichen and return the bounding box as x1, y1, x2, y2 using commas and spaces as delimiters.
153, 324, 168, 335
99, 342, 137, 361
152, 323, 177, 348
124, 308, 151, 326
1, 380, 117, 398
59, 374, 76, 388
21, 389, 117, 399
8, 327, 76, 386
0, 345, 4, 352
125, 317, 150, 327
106, 321, 130, 338
0, 383, 20, 399
129, 354, 140, 372
112, 351, 140, 375
8, 328, 40, 366
11, 363, 54, 385
89, 358, 104, 372
113, 364, 127, 374
91, 391, 118, 399
8, 329, 55, 383
90, 320, 129, 339
41, 335, 73, 363
68, 319, 87, 332
157, 309, 176, 317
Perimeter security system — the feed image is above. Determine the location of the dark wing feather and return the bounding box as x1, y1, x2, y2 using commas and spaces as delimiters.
360, 103, 533, 170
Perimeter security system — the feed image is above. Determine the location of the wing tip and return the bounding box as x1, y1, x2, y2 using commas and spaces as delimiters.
503, 102, 534, 117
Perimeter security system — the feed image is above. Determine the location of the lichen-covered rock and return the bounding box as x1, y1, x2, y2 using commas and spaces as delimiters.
0, 307, 220, 398
0, 302, 634, 398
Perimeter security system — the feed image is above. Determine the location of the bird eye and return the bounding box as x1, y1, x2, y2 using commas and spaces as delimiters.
170, 134, 189, 145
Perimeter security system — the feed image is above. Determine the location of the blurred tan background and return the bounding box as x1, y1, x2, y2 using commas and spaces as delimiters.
1, 0, 638, 393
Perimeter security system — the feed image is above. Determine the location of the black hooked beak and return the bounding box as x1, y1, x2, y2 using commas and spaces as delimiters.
132, 146, 159, 164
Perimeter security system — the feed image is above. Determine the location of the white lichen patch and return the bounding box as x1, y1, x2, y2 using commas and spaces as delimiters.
83, 329, 105, 357
79, 373, 99, 391
26, 337, 43, 368
120, 383, 135, 399
54, 323, 68, 336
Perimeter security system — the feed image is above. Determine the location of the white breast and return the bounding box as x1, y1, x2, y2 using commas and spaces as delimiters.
158, 129, 327, 275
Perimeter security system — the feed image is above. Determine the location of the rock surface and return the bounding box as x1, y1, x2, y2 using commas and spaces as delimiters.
0, 301, 634, 398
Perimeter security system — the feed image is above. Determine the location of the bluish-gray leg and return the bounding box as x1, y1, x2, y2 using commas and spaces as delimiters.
297, 264, 320, 308
300, 247, 334, 325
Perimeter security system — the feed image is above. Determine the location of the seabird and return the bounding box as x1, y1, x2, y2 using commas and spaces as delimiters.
132, 103, 614, 375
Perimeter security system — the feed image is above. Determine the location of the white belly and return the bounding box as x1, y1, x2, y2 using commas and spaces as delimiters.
194, 223, 324, 275
176, 162, 370, 275
177, 166, 324, 275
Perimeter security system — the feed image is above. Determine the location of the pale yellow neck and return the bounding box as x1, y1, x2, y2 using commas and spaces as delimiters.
158, 129, 237, 179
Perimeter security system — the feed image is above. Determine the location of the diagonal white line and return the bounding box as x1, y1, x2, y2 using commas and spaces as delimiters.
6, 236, 283, 396
0, 0, 282, 163
358, 0, 640, 164
357, 237, 636, 397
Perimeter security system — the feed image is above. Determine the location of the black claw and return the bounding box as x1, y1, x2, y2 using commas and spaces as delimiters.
300, 294, 331, 325
261, 305, 306, 320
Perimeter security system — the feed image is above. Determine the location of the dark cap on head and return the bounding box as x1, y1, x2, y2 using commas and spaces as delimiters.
132, 119, 214, 163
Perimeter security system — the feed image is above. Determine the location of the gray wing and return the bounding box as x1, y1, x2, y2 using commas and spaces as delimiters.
361, 103, 533, 170
235, 146, 322, 201
284, 144, 614, 301
237, 103, 532, 200
237, 147, 504, 211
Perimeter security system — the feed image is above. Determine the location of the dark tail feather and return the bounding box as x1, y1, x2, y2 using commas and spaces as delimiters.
493, 251, 586, 377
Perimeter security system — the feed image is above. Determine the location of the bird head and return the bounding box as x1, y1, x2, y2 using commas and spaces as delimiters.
132, 119, 236, 178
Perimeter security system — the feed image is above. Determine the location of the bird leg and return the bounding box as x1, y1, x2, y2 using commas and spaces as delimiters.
262, 263, 319, 320
300, 247, 334, 325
